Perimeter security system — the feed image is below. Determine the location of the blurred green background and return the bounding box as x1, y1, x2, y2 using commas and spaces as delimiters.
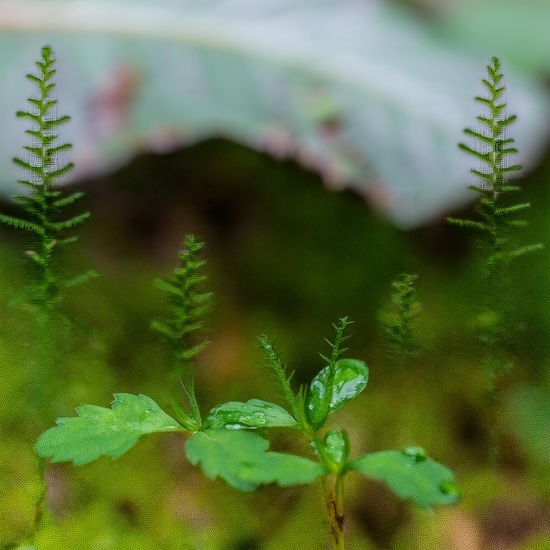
2, 0, 550, 548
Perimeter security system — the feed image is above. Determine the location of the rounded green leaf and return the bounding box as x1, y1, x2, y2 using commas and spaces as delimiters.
305, 359, 368, 429
305, 371, 331, 430
329, 359, 369, 411
346, 449, 459, 509
204, 399, 298, 430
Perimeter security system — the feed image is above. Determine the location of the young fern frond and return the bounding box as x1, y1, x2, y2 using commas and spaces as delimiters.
447, 57, 543, 379
151, 234, 212, 423
293, 317, 354, 434
320, 317, 353, 413
320, 316, 353, 367
258, 336, 301, 421
0, 45, 96, 311
447, 57, 544, 465
378, 273, 421, 357
447, 57, 542, 268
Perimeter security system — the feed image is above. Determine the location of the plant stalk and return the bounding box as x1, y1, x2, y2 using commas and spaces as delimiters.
323, 475, 345, 550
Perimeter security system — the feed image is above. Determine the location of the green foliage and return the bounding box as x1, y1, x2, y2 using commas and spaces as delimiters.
447, 57, 543, 379
378, 273, 422, 356
185, 429, 325, 491
204, 399, 299, 430
258, 335, 301, 421
37, 316, 458, 548
305, 317, 354, 430
447, 57, 542, 260
27, 44, 462, 549
35, 394, 185, 465
0, 45, 96, 311
151, 235, 212, 424
346, 449, 459, 509
305, 358, 369, 431
0, 45, 98, 549
151, 235, 212, 365
323, 430, 349, 466
446, 57, 546, 469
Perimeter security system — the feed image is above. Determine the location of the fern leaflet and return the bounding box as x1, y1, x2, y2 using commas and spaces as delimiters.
0, 45, 97, 310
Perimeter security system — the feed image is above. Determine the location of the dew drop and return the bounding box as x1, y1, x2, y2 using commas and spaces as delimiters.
439, 480, 459, 498
254, 413, 266, 425
402, 446, 427, 462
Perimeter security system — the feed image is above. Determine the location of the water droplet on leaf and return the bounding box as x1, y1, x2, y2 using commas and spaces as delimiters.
254, 413, 266, 425
402, 446, 427, 462
439, 480, 459, 498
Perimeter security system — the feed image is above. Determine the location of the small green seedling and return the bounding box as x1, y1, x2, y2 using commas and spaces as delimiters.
36, 240, 459, 549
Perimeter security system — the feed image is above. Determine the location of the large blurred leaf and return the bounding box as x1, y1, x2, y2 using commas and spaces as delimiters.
1, 0, 548, 228
35, 393, 184, 465
185, 429, 325, 491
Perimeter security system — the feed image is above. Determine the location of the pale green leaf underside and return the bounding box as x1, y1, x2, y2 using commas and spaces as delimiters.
204, 399, 298, 430
1, 1, 547, 227
35, 393, 184, 465
185, 429, 325, 491
347, 449, 459, 509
